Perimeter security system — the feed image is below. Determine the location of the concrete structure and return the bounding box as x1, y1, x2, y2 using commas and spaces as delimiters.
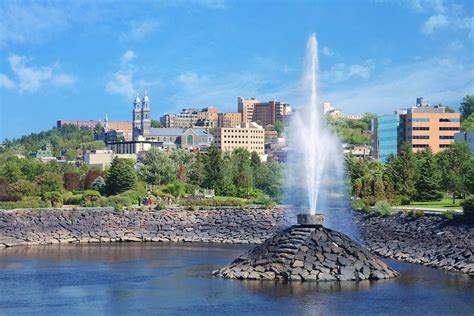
343, 144, 371, 158
454, 132, 474, 154
323, 102, 363, 120
160, 108, 199, 128
217, 112, 242, 128
83, 149, 136, 170
372, 99, 461, 161
214, 122, 265, 156
196, 107, 219, 127
237, 97, 291, 126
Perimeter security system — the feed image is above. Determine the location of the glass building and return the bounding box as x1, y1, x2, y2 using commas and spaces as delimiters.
372, 114, 405, 162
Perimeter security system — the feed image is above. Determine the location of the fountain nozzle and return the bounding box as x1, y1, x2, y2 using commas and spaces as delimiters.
297, 214, 324, 227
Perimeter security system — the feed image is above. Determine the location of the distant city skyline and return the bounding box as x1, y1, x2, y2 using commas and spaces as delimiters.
1, 0, 473, 140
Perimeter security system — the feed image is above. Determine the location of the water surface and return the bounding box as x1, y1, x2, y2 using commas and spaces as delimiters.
0, 243, 473, 315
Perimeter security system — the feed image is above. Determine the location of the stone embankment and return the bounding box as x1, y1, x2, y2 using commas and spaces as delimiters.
355, 212, 474, 275
213, 225, 399, 281
0, 207, 286, 248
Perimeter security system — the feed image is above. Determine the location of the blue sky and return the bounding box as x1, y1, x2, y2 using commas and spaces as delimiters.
0, 0, 473, 140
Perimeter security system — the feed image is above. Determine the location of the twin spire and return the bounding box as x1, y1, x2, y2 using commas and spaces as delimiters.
134, 91, 150, 109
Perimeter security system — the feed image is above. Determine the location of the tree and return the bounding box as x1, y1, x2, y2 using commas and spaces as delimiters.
461, 113, 474, 132
83, 170, 105, 189
0, 159, 22, 183
63, 172, 81, 191
151, 119, 163, 128
274, 121, 285, 137
42, 191, 63, 207
91, 176, 106, 194
204, 146, 223, 191
460, 95, 474, 120
138, 148, 178, 185
385, 143, 417, 200
35, 172, 64, 193
190, 155, 206, 187
414, 148, 442, 201
105, 157, 137, 195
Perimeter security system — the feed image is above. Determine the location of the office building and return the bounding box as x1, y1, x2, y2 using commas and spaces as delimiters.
214, 122, 265, 156
217, 112, 242, 128
237, 97, 291, 126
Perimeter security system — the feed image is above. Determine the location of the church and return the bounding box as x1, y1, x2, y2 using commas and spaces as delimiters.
132, 92, 151, 140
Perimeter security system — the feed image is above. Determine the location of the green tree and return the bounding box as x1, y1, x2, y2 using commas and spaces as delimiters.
35, 172, 64, 193
151, 119, 163, 128
190, 155, 206, 187
42, 191, 63, 207
91, 176, 106, 194
461, 113, 474, 132
459, 95, 474, 120
274, 121, 285, 137
385, 143, 418, 200
0, 159, 22, 183
204, 146, 223, 191
105, 157, 137, 195
7, 180, 39, 197
138, 148, 178, 185
414, 148, 442, 201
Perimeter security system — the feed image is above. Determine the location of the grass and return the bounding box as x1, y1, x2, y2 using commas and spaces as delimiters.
397, 197, 462, 209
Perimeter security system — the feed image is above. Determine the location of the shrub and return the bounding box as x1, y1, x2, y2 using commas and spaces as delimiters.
63, 192, 83, 205
152, 189, 174, 200
400, 196, 411, 206
156, 201, 167, 210
443, 209, 456, 220
91, 176, 106, 194
42, 191, 63, 208
7, 180, 39, 197
0, 196, 49, 210
462, 195, 474, 218
181, 197, 249, 207
100, 196, 131, 210
351, 199, 365, 210
413, 209, 425, 218
374, 200, 392, 216
0, 194, 21, 202
163, 180, 186, 198
81, 190, 102, 207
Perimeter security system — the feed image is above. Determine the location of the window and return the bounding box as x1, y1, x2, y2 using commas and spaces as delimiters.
408, 118, 429, 122
409, 127, 429, 131
439, 118, 460, 122
440, 144, 451, 148
412, 135, 429, 139
412, 144, 428, 148
439, 135, 454, 139
439, 127, 460, 131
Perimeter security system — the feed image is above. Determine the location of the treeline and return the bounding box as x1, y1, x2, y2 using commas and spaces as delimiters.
345, 142, 474, 208
326, 113, 375, 145
0, 146, 283, 210
0, 124, 104, 157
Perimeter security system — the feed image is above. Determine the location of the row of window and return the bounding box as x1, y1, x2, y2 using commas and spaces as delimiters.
439, 127, 460, 131
221, 129, 264, 133
408, 135, 455, 140
412, 144, 452, 149
407, 118, 460, 122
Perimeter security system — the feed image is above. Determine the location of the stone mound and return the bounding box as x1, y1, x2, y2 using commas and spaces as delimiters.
213, 225, 399, 281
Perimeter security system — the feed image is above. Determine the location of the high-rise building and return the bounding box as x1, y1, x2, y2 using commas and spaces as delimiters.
237, 97, 291, 126
160, 108, 199, 128
372, 99, 461, 161
217, 112, 241, 128
214, 122, 265, 156
196, 107, 219, 127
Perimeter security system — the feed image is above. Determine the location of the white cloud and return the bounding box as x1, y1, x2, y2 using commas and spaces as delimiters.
322, 58, 473, 114
320, 46, 335, 57
422, 14, 449, 34
121, 50, 137, 64
0, 74, 15, 90
121, 20, 160, 41
1, 54, 76, 92
321, 62, 373, 84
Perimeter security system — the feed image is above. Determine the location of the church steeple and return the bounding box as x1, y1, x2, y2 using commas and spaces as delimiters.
132, 93, 142, 140
141, 90, 151, 138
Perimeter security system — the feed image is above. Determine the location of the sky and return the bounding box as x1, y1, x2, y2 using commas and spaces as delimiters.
0, 0, 473, 140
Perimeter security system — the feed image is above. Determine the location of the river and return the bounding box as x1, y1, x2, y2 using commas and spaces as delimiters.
0, 243, 473, 315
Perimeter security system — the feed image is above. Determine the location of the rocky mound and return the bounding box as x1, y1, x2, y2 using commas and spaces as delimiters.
213, 225, 399, 281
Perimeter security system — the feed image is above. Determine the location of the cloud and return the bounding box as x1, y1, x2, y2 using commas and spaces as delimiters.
421, 14, 449, 34
322, 58, 473, 114
121, 20, 160, 41
106, 51, 138, 98
0, 74, 15, 90
320, 46, 335, 57
0, 54, 76, 92
321, 62, 373, 84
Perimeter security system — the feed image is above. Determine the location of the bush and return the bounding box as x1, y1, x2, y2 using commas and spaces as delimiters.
0, 194, 21, 202
63, 192, 82, 205
99, 196, 131, 210
351, 199, 365, 210
0, 196, 50, 209
400, 196, 411, 206
443, 210, 456, 220
181, 197, 249, 207
81, 190, 101, 207
413, 209, 425, 218
163, 180, 186, 198
462, 195, 474, 218
374, 200, 392, 216
152, 189, 174, 200
42, 191, 63, 208
156, 201, 167, 210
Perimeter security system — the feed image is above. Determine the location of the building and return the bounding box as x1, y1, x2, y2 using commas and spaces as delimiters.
214, 122, 265, 156
160, 108, 199, 128
83, 149, 137, 170
57, 119, 132, 132
196, 107, 219, 127
343, 144, 371, 159
237, 97, 291, 126
108, 140, 164, 155
323, 102, 363, 120
132, 92, 151, 140
454, 132, 474, 154
372, 99, 461, 161
217, 112, 242, 128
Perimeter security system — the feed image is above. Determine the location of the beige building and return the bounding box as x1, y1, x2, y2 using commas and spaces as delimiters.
214, 122, 265, 156
197, 107, 219, 127
83, 149, 137, 170
237, 97, 291, 126
218, 112, 242, 128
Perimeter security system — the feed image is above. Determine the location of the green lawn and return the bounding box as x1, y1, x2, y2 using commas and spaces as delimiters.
398, 197, 462, 209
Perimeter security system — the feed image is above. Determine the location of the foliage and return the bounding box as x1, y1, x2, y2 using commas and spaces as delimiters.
461, 113, 474, 132
386, 143, 418, 199
7, 180, 39, 197
414, 148, 443, 201
274, 120, 286, 137
91, 176, 106, 194
83, 170, 105, 189
35, 171, 64, 193
0, 197, 49, 210
100, 196, 131, 210
105, 157, 137, 195
63, 192, 83, 205
63, 172, 81, 191
443, 210, 456, 220
81, 190, 102, 206
181, 197, 248, 207
326, 114, 373, 145
374, 200, 392, 216
163, 180, 186, 198
42, 191, 63, 208
351, 199, 365, 210
138, 148, 178, 185
151, 119, 164, 128
459, 95, 474, 120
462, 195, 474, 218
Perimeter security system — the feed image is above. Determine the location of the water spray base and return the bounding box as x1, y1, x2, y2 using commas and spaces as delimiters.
297, 214, 324, 227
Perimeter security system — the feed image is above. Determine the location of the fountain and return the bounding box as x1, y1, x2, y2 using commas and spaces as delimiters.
214, 34, 398, 281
